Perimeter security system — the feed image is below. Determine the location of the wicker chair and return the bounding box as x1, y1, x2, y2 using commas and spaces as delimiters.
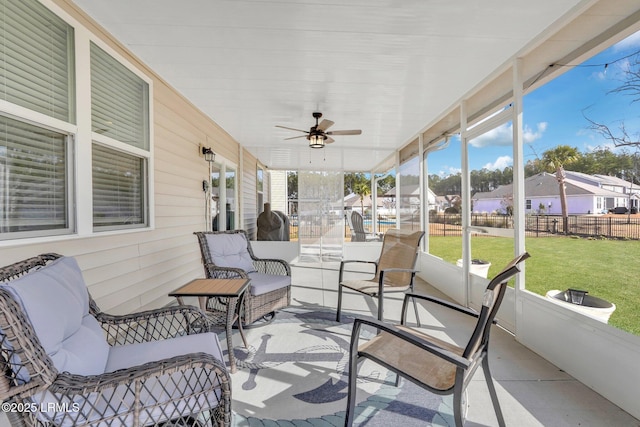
0, 253, 231, 427
194, 230, 291, 325
345, 253, 530, 427
336, 228, 425, 322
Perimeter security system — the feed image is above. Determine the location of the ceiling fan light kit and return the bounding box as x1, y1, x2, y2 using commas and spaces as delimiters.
308, 133, 325, 148
276, 112, 361, 149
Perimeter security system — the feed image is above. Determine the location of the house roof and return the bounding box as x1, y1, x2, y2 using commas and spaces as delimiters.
472, 172, 624, 200
344, 193, 374, 208
384, 184, 437, 203
593, 174, 634, 188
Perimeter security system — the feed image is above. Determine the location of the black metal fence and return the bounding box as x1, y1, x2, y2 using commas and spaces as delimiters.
288, 213, 640, 241
429, 213, 640, 240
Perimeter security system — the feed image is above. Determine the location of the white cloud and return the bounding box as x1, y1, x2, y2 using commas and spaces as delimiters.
612, 30, 640, 52
469, 124, 511, 147
469, 122, 547, 147
483, 155, 513, 171
436, 166, 461, 177
524, 122, 547, 143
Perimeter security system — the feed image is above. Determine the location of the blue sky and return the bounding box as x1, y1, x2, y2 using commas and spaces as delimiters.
429, 30, 640, 177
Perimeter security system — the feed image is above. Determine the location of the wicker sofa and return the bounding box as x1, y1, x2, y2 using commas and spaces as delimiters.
194, 230, 291, 325
0, 253, 231, 427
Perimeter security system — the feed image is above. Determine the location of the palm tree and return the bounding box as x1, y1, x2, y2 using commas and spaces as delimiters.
542, 145, 580, 233
353, 181, 371, 216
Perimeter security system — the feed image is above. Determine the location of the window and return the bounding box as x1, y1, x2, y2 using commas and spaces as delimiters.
257, 166, 264, 214
92, 144, 145, 229
0, 0, 75, 240
0, 0, 75, 122
0, 116, 71, 238
526, 199, 532, 210
90, 43, 149, 150
90, 43, 150, 230
0, 0, 152, 240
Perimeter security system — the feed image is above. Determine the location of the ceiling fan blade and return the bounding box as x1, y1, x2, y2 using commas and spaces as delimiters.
317, 119, 334, 131
284, 135, 308, 140
325, 137, 335, 144
275, 125, 309, 133
326, 129, 362, 136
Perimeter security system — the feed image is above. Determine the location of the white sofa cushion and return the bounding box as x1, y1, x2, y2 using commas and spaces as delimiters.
37, 332, 226, 427
2, 257, 109, 378
205, 233, 256, 273
247, 272, 291, 296
104, 332, 224, 373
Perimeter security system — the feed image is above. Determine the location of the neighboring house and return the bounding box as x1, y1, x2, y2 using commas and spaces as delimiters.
565, 172, 640, 211
435, 194, 462, 212
472, 172, 627, 215
343, 193, 377, 213
384, 184, 438, 213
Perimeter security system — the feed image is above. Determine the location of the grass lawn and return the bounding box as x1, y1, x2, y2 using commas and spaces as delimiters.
428, 235, 640, 336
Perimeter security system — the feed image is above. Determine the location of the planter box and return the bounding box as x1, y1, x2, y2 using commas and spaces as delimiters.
545, 290, 616, 323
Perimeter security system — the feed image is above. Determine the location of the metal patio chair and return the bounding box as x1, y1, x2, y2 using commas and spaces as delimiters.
336, 228, 425, 322
345, 252, 530, 427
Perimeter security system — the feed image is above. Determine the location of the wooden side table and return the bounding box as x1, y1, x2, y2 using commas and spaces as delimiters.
169, 278, 250, 373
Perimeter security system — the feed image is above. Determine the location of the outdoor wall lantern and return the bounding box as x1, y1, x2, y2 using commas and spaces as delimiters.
202, 146, 216, 163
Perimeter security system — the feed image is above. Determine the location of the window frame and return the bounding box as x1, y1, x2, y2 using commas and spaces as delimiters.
88, 39, 153, 232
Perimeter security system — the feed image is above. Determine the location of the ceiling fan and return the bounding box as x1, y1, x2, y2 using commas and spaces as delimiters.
275, 112, 362, 148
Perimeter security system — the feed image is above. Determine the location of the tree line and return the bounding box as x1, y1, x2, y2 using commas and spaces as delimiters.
429, 146, 639, 196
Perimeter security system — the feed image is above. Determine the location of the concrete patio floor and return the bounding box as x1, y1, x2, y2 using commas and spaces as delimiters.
286, 261, 639, 427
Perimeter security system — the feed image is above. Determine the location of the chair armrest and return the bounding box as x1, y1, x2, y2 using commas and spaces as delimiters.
252, 258, 291, 276
402, 292, 479, 321
34, 353, 231, 426
379, 267, 417, 274
204, 263, 248, 279
95, 305, 212, 346
350, 317, 469, 369
339, 260, 378, 282
340, 260, 378, 267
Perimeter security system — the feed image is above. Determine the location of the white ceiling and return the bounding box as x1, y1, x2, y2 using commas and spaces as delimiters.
71, 0, 588, 171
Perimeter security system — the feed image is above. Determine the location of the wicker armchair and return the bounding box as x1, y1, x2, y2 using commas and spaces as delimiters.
194, 230, 291, 325
0, 253, 231, 427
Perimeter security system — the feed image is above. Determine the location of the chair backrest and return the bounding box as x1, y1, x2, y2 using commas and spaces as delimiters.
463, 252, 530, 359
376, 229, 425, 286
194, 230, 257, 275
350, 211, 367, 242
0, 253, 112, 401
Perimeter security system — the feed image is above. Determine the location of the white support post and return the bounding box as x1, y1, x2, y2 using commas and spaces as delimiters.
395, 151, 401, 229
461, 100, 471, 307
419, 133, 426, 252
371, 173, 377, 235
513, 58, 526, 333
